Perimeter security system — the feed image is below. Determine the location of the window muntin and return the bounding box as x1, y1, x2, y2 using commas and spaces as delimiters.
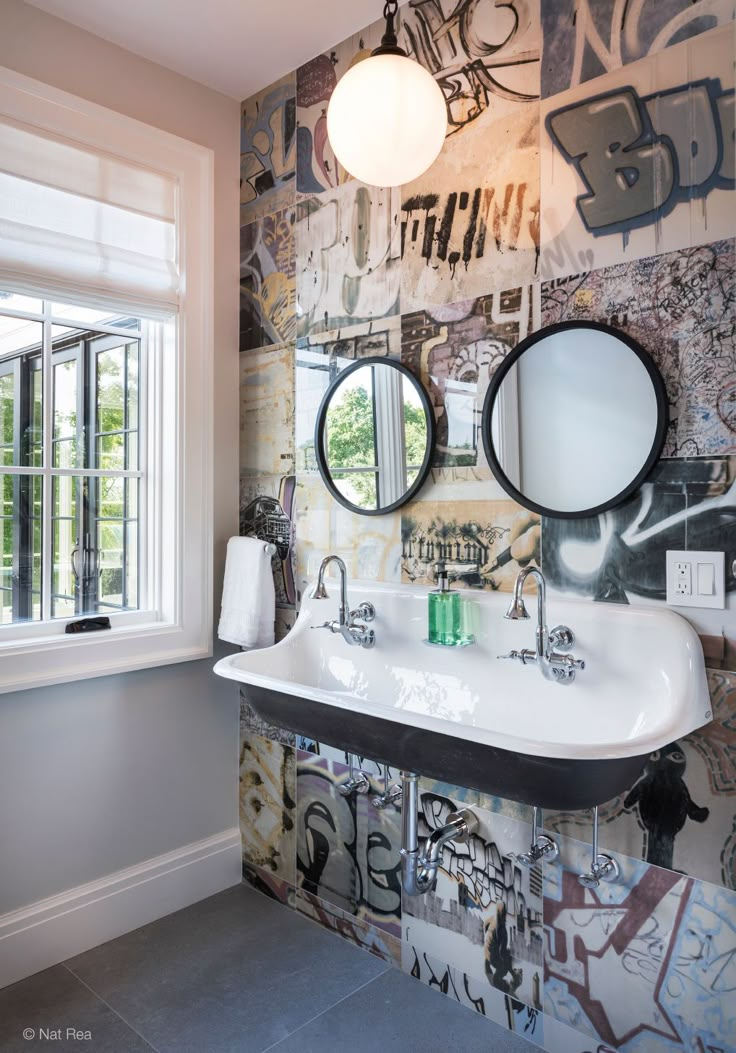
0, 293, 144, 625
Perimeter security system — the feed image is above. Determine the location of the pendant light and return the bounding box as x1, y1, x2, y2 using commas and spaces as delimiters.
326, 0, 447, 187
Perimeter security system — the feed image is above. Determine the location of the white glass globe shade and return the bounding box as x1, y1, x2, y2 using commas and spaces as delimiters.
326, 53, 447, 186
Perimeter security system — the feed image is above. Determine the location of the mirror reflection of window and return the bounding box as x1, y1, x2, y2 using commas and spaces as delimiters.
320, 360, 432, 514
325, 366, 379, 510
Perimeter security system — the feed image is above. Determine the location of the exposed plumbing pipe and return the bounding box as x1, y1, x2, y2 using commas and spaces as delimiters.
399, 771, 478, 895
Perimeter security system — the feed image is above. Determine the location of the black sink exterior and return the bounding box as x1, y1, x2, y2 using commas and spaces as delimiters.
243, 682, 648, 812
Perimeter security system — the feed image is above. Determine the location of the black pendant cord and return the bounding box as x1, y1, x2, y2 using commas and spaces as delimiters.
373, 0, 407, 56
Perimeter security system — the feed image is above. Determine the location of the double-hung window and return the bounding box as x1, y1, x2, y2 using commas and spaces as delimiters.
0, 300, 142, 625
0, 66, 214, 692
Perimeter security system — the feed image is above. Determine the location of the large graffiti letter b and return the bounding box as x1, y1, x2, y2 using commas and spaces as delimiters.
547, 89, 675, 234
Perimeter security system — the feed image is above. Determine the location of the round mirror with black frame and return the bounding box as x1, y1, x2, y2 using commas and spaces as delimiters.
315, 357, 435, 516
481, 320, 668, 519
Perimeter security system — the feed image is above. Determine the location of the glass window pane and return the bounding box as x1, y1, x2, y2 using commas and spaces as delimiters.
0, 473, 43, 623
99, 476, 124, 519
0, 320, 43, 467
125, 518, 138, 609
97, 345, 125, 435
333, 471, 378, 510
98, 521, 124, 607
51, 475, 78, 618
30, 364, 43, 468
97, 431, 125, 471
127, 343, 139, 431
0, 316, 42, 359
51, 302, 141, 331
0, 290, 42, 315
53, 356, 81, 468
0, 372, 14, 465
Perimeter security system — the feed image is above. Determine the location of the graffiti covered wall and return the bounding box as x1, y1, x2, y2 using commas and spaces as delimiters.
238, 3, 736, 1051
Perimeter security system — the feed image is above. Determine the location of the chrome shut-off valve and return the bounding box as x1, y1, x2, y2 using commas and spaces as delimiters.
518, 807, 559, 868
578, 806, 620, 888
339, 754, 371, 797
371, 764, 402, 810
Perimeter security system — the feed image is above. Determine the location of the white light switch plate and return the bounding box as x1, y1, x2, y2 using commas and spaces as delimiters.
666, 551, 725, 609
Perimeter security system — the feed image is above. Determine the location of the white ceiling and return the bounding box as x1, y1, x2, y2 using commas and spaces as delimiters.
26, 0, 389, 100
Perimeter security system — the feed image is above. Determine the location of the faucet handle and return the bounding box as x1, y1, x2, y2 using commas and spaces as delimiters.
549, 625, 574, 652
350, 601, 375, 623
498, 649, 536, 665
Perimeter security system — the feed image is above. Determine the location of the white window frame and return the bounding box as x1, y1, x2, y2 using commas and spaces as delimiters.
0, 66, 213, 693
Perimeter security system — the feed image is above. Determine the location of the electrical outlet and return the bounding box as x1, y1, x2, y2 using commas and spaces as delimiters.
674, 561, 691, 596
666, 551, 725, 609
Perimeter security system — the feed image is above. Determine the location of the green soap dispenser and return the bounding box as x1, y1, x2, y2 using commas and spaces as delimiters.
428, 561, 461, 646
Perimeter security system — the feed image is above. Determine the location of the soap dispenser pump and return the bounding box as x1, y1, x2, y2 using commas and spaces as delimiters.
428, 561, 461, 646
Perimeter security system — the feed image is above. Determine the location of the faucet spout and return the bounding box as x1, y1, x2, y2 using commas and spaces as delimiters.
505, 565, 548, 658
311, 555, 349, 623
310, 555, 375, 649
501, 567, 584, 685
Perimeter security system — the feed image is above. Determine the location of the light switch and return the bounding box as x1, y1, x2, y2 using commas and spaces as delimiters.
697, 563, 715, 596
666, 551, 725, 609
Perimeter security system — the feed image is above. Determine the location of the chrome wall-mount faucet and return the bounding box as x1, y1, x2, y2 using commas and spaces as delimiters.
310, 555, 376, 649
499, 566, 585, 684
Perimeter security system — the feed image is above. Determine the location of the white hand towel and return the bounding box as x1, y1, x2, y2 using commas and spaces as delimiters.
218, 536, 275, 648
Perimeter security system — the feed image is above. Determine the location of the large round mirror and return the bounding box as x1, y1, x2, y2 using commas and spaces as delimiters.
481, 321, 668, 518
315, 357, 435, 515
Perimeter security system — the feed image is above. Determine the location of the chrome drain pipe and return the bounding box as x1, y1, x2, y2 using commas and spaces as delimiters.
400, 771, 479, 896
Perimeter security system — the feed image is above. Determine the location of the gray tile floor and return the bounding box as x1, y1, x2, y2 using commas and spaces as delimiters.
0, 884, 534, 1053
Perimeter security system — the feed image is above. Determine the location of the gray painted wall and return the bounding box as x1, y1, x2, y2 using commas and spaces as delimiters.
0, 0, 240, 915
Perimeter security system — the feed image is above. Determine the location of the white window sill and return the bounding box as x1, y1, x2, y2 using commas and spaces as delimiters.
0, 619, 212, 694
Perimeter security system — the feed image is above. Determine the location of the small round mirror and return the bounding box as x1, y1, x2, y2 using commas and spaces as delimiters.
481, 321, 668, 518
315, 357, 435, 515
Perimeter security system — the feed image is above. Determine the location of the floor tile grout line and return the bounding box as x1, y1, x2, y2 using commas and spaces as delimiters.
258, 968, 392, 1053
61, 963, 162, 1053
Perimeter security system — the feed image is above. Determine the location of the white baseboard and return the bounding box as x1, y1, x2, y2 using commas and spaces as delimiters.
0, 827, 242, 990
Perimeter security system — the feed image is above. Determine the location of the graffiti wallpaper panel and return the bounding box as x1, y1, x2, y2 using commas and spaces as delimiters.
239, 734, 296, 885
540, 456, 736, 664
400, 0, 541, 138
400, 105, 541, 312
238, 5, 736, 1050
240, 207, 296, 352
295, 751, 402, 938
296, 181, 401, 339
401, 284, 540, 469
543, 836, 736, 1052
541, 242, 736, 459
540, 25, 736, 284
242, 861, 294, 907
540, 0, 736, 99
403, 942, 545, 1046
295, 472, 402, 593
295, 17, 384, 195
402, 789, 544, 1012
239, 346, 295, 476
401, 493, 540, 590
240, 71, 296, 226
295, 888, 402, 966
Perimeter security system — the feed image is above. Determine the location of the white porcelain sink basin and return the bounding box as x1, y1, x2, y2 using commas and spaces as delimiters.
215, 579, 711, 809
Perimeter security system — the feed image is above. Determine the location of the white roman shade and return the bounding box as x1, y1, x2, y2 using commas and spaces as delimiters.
0, 116, 179, 316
